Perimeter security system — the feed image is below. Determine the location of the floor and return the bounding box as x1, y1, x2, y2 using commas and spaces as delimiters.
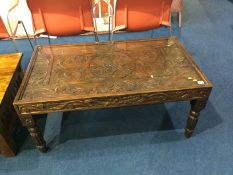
0, 0, 233, 174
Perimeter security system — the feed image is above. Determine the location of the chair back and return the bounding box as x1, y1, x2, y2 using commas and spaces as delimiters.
27, 0, 95, 36
114, 0, 172, 32
0, 16, 10, 39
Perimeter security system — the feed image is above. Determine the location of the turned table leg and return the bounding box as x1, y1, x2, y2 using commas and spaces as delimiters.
185, 99, 208, 138
20, 115, 47, 152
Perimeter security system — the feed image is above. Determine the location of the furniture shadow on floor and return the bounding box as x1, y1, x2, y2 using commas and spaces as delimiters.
19, 101, 222, 153
58, 104, 180, 145
46, 102, 222, 149
195, 102, 222, 135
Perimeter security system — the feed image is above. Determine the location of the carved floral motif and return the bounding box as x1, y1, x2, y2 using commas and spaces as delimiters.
17, 89, 211, 114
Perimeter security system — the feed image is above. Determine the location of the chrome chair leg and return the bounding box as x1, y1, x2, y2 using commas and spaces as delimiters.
47, 34, 51, 44
169, 13, 173, 37
10, 37, 19, 52
108, 16, 111, 41
110, 31, 114, 42
33, 35, 37, 45
94, 30, 99, 42
18, 21, 34, 50
90, 0, 99, 42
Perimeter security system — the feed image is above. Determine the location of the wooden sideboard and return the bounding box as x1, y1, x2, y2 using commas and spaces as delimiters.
0, 53, 23, 157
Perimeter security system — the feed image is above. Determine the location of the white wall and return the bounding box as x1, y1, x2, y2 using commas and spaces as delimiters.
0, 0, 34, 36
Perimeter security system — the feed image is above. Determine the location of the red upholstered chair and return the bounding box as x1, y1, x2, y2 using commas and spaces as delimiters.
0, 16, 18, 52
0, 17, 10, 39
112, 0, 173, 33
26, 0, 98, 44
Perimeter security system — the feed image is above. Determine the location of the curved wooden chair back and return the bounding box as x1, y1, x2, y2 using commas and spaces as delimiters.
114, 0, 172, 32
27, 0, 95, 36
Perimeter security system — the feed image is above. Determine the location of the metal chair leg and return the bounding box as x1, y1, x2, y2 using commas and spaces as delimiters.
108, 16, 111, 41
47, 34, 51, 44
169, 14, 173, 37
18, 21, 34, 51
93, 19, 99, 42
178, 12, 182, 28
110, 31, 114, 42
169, 26, 173, 36
94, 29, 99, 42
10, 37, 19, 52
178, 12, 182, 37
90, 0, 99, 42
6, 15, 19, 52
33, 35, 37, 45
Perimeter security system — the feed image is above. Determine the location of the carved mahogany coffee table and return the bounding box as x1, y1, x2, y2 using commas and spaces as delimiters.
14, 37, 212, 152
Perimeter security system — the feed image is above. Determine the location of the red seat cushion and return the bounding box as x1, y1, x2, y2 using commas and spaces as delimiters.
0, 17, 9, 39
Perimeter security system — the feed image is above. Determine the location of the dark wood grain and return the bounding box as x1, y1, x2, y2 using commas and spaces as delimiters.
0, 53, 23, 157
14, 37, 212, 151
19, 115, 47, 152
185, 99, 209, 138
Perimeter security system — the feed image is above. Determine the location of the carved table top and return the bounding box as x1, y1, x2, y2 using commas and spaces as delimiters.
0, 53, 22, 105
14, 37, 212, 115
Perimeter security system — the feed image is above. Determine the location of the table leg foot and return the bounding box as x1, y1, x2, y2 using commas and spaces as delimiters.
20, 115, 47, 152
37, 145, 48, 153
185, 99, 208, 138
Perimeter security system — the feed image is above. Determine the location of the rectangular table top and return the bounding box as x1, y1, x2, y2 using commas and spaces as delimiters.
0, 53, 22, 105
14, 37, 212, 115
